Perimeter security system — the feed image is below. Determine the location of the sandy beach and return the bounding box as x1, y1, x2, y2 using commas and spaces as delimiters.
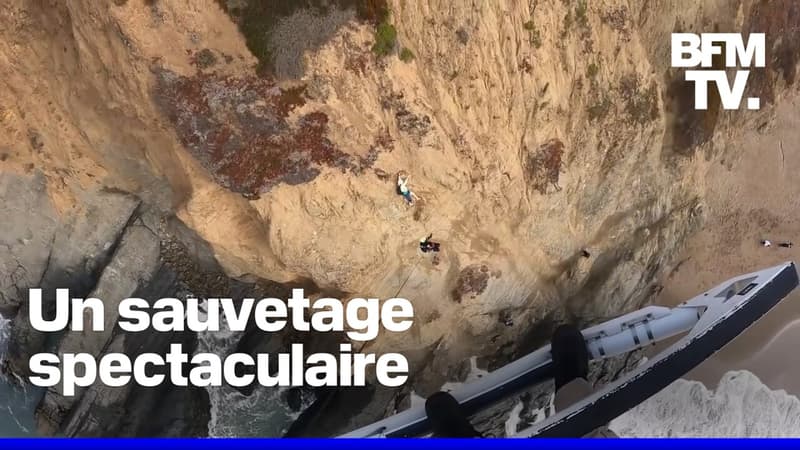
657, 93, 800, 394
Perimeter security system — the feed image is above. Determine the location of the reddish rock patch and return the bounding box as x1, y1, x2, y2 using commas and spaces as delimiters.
525, 138, 564, 195
154, 69, 382, 197
451, 264, 492, 303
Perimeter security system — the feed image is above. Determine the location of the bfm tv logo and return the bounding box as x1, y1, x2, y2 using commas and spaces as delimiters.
671, 33, 765, 110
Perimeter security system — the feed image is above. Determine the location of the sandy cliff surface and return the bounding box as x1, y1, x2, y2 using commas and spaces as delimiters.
1, 0, 798, 437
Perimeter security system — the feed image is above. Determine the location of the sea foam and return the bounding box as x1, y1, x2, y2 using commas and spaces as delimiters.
611, 370, 800, 437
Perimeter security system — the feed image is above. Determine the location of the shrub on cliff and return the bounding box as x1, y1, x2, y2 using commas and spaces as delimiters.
373, 20, 397, 57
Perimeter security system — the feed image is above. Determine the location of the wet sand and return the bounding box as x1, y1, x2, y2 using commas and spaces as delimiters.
657, 95, 800, 394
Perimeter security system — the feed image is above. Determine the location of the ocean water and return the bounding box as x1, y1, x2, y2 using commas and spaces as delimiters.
499, 368, 800, 437
0, 307, 308, 438
0, 313, 38, 437
194, 302, 313, 437
610, 370, 800, 437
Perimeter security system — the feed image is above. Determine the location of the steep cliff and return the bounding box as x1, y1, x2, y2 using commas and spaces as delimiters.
1, 0, 798, 437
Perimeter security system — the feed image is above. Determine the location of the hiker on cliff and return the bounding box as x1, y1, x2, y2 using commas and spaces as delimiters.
420, 233, 440, 253
397, 172, 420, 205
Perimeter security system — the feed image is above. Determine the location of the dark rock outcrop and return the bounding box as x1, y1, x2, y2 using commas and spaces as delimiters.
0, 173, 212, 437
36, 223, 162, 434
7, 182, 140, 377
0, 172, 59, 314
54, 261, 209, 437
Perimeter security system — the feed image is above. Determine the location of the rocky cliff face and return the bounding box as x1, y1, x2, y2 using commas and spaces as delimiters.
1, 0, 798, 437
0, 172, 210, 436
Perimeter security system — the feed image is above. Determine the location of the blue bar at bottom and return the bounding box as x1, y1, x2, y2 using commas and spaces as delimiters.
1, 439, 798, 449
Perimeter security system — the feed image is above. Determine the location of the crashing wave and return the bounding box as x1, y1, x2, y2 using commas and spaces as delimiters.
194, 301, 311, 437
0, 312, 9, 358
611, 370, 800, 437
0, 313, 37, 436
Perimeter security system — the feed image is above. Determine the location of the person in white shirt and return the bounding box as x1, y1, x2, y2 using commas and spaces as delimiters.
397, 173, 420, 205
